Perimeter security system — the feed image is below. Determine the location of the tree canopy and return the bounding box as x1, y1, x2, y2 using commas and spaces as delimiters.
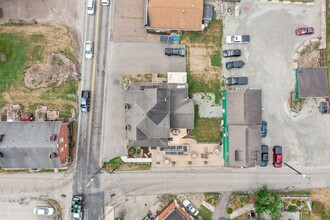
254, 186, 282, 220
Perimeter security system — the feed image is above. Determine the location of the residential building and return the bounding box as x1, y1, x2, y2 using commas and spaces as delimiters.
156, 199, 193, 220
144, 0, 204, 31
0, 121, 70, 169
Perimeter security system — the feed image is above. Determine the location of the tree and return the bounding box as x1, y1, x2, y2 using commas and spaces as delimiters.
254, 186, 282, 220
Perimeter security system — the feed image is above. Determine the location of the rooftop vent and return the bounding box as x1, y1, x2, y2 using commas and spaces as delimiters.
125, 103, 130, 110
49, 152, 58, 159
125, 125, 131, 130
50, 134, 57, 141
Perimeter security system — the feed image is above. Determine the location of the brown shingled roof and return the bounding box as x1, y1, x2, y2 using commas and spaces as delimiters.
148, 0, 203, 31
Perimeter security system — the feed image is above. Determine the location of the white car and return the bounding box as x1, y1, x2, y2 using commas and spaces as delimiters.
182, 199, 199, 216
87, 0, 95, 15
101, 0, 110, 6
85, 41, 94, 59
34, 206, 55, 216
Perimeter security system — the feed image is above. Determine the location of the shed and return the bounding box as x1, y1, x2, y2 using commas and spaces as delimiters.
298, 67, 329, 98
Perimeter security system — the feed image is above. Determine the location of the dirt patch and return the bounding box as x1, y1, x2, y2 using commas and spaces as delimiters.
311, 188, 330, 214
25, 53, 79, 88
298, 42, 320, 67
190, 46, 209, 73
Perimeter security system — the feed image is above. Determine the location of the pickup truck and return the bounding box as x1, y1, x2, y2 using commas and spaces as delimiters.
226, 35, 250, 44
80, 90, 90, 112
71, 195, 84, 220
165, 48, 185, 57
225, 77, 248, 86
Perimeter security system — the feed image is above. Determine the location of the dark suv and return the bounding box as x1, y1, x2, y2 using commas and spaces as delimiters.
225, 77, 248, 86
261, 121, 268, 138
225, 60, 244, 70
260, 145, 269, 167
223, 49, 241, 58
165, 48, 185, 57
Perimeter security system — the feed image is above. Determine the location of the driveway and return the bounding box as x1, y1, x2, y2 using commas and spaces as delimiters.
223, 0, 330, 166
101, 42, 186, 161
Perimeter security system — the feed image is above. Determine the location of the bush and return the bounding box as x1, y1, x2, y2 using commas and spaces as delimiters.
227, 207, 233, 214
288, 205, 297, 212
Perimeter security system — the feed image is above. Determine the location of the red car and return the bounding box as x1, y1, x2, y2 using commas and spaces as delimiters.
295, 27, 314, 36
273, 146, 283, 168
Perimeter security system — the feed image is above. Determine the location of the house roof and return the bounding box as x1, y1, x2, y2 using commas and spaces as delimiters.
227, 89, 262, 125
125, 83, 194, 147
0, 122, 63, 169
298, 67, 329, 98
148, 0, 203, 31
156, 199, 193, 220
228, 125, 261, 167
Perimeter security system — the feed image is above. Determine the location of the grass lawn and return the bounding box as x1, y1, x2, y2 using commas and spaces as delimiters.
0, 29, 78, 113
182, 19, 223, 104
198, 205, 213, 220
189, 106, 221, 142
105, 157, 151, 171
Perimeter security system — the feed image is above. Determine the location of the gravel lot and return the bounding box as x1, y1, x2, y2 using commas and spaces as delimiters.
223, 0, 330, 166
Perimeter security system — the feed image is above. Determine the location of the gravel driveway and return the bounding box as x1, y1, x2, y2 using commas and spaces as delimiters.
223, 0, 330, 166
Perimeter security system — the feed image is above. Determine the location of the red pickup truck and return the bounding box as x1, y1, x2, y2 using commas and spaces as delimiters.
273, 146, 283, 168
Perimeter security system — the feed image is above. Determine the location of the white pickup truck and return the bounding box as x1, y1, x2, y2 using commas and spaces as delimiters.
226, 35, 250, 44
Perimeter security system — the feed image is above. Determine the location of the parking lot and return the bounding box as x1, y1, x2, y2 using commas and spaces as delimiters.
223, 0, 330, 166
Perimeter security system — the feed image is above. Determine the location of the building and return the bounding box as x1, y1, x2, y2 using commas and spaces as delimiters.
156, 199, 193, 220
0, 121, 70, 169
223, 89, 262, 167
297, 67, 329, 98
125, 82, 194, 148
144, 0, 204, 31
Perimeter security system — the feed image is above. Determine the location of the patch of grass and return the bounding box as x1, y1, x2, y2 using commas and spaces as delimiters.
59, 47, 78, 64
227, 207, 233, 214
105, 157, 151, 171
40, 80, 78, 101
198, 205, 213, 220
31, 45, 44, 62
210, 51, 222, 67
59, 103, 74, 118
189, 113, 221, 143
30, 34, 45, 43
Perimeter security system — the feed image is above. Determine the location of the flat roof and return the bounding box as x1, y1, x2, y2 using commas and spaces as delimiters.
298, 67, 329, 98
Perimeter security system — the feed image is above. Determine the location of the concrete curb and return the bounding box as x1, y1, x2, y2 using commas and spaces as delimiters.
120, 156, 152, 163
259, 0, 314, 5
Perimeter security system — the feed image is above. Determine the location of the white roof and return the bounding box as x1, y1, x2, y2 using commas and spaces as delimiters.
167, 72, 187, 84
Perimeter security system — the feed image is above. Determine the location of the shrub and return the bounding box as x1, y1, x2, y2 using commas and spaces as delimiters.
288, 205, 297, 212
227, 207, 233, 214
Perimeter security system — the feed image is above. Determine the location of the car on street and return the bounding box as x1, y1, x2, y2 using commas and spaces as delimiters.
85, 41, 94, 59
182, 199, 199, 216
101, 0, 110, 6
226, 60, 244, 70
226, 35, 250, 44
80, 90, 91, 112
273, 146, 283, 168
87, 0, 95, 15
165, 48, 185, 57
260, 145, 269, 167
295, 27, 314, 36
225, 77, 248, 86
261, 121, 267, 138
223, 49, 241, 58
34, 206, 55, 216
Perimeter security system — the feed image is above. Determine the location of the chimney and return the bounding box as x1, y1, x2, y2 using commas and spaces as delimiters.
182, 10, 185, 13
50, 134, 57, 141
125, 125, 131, 130
49, 152, 58, 159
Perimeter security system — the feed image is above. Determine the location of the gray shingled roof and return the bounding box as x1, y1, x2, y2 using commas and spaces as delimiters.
227, 89, 262, 125
0, 122, 62, 169
125, 83, 194, 147
228, 125, 261, 167
298, 67, 329, 98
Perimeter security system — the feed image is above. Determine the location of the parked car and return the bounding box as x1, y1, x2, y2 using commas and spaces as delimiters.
260, 145, 269, 167
182, 199, 199, 216
101, 0, 110, 6
80, 90, 91, 112
295, 27, 314, 36
225, 60, 244, 70
226, 35, 250, 44
273, 146, 283, 168
87, 0, 95, 15
261, 121, 267, 138
225, 77, 248, 86
222, 49, 241, 58
165, 48, 185, 57
85, 41, 94, 59
34, 206, 55, 216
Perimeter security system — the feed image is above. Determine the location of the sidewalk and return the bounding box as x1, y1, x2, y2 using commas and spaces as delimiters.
230, 204, 254, 219
212, 192, 231, 220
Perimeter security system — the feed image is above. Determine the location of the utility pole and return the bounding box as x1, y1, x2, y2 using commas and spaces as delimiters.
86, 163, 106, 187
